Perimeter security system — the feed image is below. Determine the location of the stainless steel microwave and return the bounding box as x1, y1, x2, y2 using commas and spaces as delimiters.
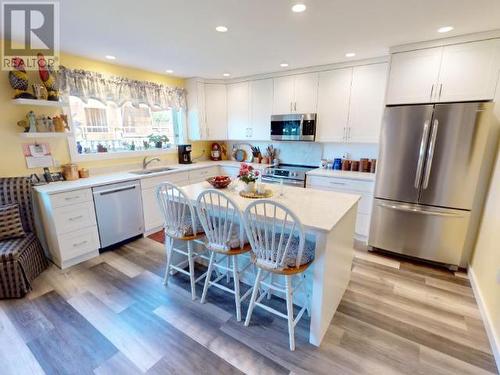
270, 113, 316, 141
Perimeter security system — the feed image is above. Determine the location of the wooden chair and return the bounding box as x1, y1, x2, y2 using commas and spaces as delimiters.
242, 200, 314, 351
196, 189, 253, 321
156, 182, 207, 300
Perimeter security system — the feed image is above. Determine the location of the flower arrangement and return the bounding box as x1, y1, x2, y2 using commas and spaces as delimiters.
238, 163, 260, 184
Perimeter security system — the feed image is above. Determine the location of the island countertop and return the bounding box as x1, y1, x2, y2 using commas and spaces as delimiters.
181, 181, 360, 233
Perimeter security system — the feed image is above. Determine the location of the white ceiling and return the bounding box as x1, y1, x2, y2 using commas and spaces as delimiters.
57, 0, 500, 78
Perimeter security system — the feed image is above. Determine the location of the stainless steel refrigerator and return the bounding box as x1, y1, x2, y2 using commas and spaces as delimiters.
369, 102, 496, 269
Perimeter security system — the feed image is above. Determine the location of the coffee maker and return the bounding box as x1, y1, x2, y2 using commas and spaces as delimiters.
178, 144, 192, 164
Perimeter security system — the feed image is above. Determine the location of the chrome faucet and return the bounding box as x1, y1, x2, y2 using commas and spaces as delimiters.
143, 156, 160, 169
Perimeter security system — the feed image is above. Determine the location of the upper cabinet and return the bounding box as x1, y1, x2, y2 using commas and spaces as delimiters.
386, 39, 500, 104
272, 73, 318, 114
227, 82, 250, 140
249, 79, 273, 141
186, 80, 206, 140
348, 63, 388, 143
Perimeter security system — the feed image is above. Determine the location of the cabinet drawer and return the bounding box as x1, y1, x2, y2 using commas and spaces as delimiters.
188, 167, 219, 182
50, 189, 92, 208
58, 226, 100, 260
141, 171, 189, 189
220, 166, 239, 177
53, 202, 97, 234
307, 176, 374, 193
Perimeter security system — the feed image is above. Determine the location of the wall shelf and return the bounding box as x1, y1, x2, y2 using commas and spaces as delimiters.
19, 132, 72, 139
12, 98, 65, 108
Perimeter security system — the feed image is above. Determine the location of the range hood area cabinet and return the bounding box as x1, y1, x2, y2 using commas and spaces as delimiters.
316, 63, 388, 143
386, 38, 500, 105
272, 73, 319, 115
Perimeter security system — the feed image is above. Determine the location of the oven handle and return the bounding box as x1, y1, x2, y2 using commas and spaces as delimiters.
261, 177, 304, 186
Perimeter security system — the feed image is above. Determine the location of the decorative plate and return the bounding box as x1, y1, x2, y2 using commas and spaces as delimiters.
239, 189, 273, 199
234, 149, 246, 162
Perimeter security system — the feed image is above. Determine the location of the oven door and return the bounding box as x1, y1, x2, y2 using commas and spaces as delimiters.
270, 114, 316, 141
261, 176, 305, 187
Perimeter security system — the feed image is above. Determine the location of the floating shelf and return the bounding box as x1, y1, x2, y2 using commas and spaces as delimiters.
12, 98, 65, 108
19, 132, 72, 139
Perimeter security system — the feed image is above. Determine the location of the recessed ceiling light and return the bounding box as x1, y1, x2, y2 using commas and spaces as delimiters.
223, 73, 230, 77
105, 55, 116, 60
345, 52, 356, 58
166, 69, 174, 74
215, 26, 228, 32
291, 3, 306, 13
280, 63, 289, 67
437, 26, 454, 33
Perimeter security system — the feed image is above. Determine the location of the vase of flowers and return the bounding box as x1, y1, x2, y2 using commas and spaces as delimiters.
238, 163, 259, 193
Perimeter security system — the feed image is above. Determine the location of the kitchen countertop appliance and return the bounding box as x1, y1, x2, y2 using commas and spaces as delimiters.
92, 180, 144, 249
178, 144, 192, 164
261, 164, 316, 187
271, 113, 316, 141
369, 102, 496, 269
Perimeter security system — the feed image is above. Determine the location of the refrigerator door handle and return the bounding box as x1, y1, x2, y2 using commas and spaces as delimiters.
414, 120, 431, 189
422, 119, 439, 189
378, 202, 465, 218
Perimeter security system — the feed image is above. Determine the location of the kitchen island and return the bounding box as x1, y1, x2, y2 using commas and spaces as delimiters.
181, 181, 360, 347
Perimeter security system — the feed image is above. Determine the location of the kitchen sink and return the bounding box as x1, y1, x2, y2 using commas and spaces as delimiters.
130, 167, 175, 175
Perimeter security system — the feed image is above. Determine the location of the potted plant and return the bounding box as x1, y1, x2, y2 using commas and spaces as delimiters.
238, 163, 260, 193
148, 134, 169, 149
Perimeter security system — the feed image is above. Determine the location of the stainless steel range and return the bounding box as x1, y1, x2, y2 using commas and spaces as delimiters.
261, 164, 315, 187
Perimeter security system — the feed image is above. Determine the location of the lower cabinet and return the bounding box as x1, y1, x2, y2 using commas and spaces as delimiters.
306, 175, 375, 241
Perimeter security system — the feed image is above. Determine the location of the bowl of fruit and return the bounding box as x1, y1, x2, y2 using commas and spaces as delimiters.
207, 175, 232, 189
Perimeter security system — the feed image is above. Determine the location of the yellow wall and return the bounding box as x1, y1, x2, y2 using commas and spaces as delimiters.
0, 51, 208, 177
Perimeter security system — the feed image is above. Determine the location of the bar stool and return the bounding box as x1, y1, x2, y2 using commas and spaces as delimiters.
243, 200, 314, 351
156, 182, 207, 300
196, 189, 253, 321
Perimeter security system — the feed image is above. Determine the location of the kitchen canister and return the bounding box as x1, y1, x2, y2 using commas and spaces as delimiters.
62, 164, 79, 181
333, 158, 342, 170
341, 159, 351, 171
360, 158, 370, 172
350, 160, 360, 172
370, 159, 377, 173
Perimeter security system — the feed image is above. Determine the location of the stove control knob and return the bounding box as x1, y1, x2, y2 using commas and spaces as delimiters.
291, 171, 298, 177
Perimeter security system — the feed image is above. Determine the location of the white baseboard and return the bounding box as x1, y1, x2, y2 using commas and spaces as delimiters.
468, 266, 500, 371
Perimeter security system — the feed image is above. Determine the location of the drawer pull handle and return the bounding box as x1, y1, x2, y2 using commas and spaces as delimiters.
64, 196, 80, 201
330, 182, 346, 185
68, 215, 84, 221
73, 240, 88, 247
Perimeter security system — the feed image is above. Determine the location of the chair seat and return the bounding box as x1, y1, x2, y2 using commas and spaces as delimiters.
251, 234, 315, 269
0, 233, 38, 262
210, 242, 252, 255
164, 207, 203, 239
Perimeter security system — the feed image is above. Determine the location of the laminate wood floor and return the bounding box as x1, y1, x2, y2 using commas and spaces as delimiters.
0, 234, 497, 375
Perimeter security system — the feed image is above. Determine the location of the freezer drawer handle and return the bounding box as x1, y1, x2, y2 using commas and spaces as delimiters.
97, 185, 137, 196
68, 215, 83, 221
414, 120, 431, 189
379, 202, 464, 218
422, 119, 439, 189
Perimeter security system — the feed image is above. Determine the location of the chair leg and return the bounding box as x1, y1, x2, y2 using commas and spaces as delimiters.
244, 268, 262, 327
226, 256, 231, 283
267, 273, 273, 300
285, 275, 295, 351
232, 255, 241, 322
163, 236, 174, 286
187, 241, 196, 301
201, 251, 215, 304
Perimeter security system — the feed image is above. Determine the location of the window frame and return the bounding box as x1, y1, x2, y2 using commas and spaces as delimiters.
66, 98, 187, 162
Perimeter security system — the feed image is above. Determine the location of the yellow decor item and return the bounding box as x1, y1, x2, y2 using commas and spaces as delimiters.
8, 58, 35, 99
239, 189, 273, 199
37, 53, 59, 101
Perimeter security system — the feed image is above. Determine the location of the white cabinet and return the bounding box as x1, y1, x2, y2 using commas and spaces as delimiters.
227, 82, 250, 140
348, 63, 388, 143
307, 175, 374, 241
188, 166, 219, 184
249, 79, 273, 140
186, 80, 206, 140
387, 39, 500, 104
204, 83, 227, 140
273, 73, 318, 114
316, 68, 352, 142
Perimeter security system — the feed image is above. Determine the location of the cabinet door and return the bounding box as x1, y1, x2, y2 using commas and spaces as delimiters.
386, 47, 442, 104
273, 76, 295, 114
438, 39, 500, 102
316, 68, 352, 142
250, 79, 273, 140
227, 82, 250, 140
142, 187, 163, 232
348, 63, 388, 143
186, 80, 206, 140
204, 83, 227, 140
294, 73, 319, 113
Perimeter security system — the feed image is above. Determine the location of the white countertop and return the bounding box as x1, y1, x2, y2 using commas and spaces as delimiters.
307, 168, 376, 182
182, 181, 360, 232
34, 160, 272, 195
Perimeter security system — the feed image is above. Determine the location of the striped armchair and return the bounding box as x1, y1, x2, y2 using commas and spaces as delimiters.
0, 177, 48, 298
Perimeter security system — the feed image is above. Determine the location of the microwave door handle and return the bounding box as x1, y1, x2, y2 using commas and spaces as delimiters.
299, 114, 304, 137
414, 120, 431, 189
422, 119, 439, 189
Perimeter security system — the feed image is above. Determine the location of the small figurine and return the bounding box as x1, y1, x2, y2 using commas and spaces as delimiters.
9, 58, 35, 99
37, 53, 59, 101
27, 111, 37, 133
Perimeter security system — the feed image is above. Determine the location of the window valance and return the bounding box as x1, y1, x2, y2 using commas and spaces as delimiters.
58, 66, 186, 110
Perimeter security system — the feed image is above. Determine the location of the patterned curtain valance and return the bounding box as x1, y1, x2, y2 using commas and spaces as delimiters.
57, 66, 186, 110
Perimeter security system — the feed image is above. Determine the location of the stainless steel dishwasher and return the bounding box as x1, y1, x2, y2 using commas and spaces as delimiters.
92, 180, 144, 249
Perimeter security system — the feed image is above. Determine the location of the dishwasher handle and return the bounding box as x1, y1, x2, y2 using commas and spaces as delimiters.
95, 185, 137, 196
